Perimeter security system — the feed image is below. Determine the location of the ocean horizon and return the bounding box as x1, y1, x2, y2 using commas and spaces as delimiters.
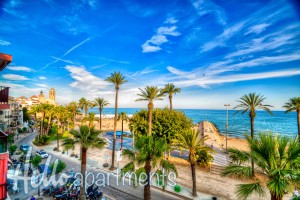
89, 108, 298, 138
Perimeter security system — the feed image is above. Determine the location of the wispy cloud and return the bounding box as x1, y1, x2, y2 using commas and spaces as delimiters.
201, 22, 244, 52
142, 18, 180, 53
50, 56, 76, 64
168, 68, 300, 88
245, 23, 270, 35
37, 83, 48, 88
43, 37, 89, 70
164, 17, 178, 24
38, 76, 47, 80
131, 68, 158, 77
6, 66, 33, 72
2, 74, 29, 81
0, 40, 11, 46
65, 65, 110, 92
63, 37, 90, 57
191, 0, 227, 25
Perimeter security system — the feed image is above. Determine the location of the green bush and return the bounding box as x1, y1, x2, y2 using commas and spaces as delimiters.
22, 127, 27, 132
196, 149, 214, 167
18, 128, 23, 133
33, 135, 51, 146
8, 145, 18, 155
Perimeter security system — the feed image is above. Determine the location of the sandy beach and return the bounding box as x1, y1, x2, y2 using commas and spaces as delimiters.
62, 118, 292, 200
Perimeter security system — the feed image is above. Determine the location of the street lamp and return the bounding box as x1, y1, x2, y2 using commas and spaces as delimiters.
224, 104, 230, 152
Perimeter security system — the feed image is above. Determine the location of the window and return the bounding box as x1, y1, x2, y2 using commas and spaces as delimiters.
0, 139, 7, 153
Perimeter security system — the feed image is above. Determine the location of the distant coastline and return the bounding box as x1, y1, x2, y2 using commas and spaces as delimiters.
89, 108, 298, 138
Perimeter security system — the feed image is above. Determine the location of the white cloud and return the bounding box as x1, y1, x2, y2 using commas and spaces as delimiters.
38, 76, 47, 80
63, 37, 90, 57
245, 23, 270, 35
65, 65, 110, 92
191, 0, 227, 25
142, 43, 161, 53
164, 17, 178, 24
37, 83, 48, 88
2, 74, 29, 81
6, 66, 33, 72
142, 19, 180, 53
168, 68, 300, 88
201, 22, 244, 52
157, 26, 180, 36
0, 40, 11, 46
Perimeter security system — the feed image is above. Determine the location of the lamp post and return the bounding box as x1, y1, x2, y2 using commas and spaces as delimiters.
224, 104, 230, 152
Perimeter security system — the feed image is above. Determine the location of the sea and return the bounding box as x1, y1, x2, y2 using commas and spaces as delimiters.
89, 108, 298, 138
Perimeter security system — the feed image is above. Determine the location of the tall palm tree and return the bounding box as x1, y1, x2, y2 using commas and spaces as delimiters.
53, 105, 66, 151
162, 83, 181, 111
234, 93, 273, 177
93, 97, 110, 130
222, 133, 300, 200
118, 112, 128, 149
136, 86, 165, 136
39, 103, 50, 135
121, 135, 177, 200
78, 97, 91, 115
66, 101, 79, 126
45, 104, 55, 134
105, 71, 127, 170
173, 129, 212, 197
81, 112, 97, 128
62, 125, 106, 200
283, 97, 300, 141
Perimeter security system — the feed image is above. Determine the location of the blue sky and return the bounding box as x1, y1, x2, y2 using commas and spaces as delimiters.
0, 0, 300, 109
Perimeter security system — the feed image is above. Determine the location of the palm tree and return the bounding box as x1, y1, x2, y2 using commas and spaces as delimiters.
39, 103, 50, 135
234, 93, 273, 177
173, 129, 212, 197
81, 112, 97, 128
283, 97, 300, 141
136, 86, 165, 136
62, 125, 106, 200
93, 97, 110, 130
45, 104, 55, 134
162, 83, 181, 111
105, 71, 127, 170
66, 101, 79, 127
78, 97, 91, 115
118, 112, 128, 149
222, 133, 300, 200
121, 135, 177, 200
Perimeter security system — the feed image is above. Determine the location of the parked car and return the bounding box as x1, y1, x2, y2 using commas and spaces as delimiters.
20, 144, 30, 152
36, 150, 49, 159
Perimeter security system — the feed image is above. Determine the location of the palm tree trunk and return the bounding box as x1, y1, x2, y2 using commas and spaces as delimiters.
110, 88, 119, 170
42, 112, 45, 135
297, 110, 300, 141
191, 163, 197, 197
56, 129, 59, 151
270, 192, 281, 200
46, 115, 52, 134
99, 109, 102, 130
250, 116, 255, 177
169, 94, 173, 111
79, 147, 87, 200
144, 158, 152, 200
148, 102, 153, 136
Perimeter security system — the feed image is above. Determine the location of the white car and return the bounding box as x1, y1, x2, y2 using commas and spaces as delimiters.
36, 150, 49, 159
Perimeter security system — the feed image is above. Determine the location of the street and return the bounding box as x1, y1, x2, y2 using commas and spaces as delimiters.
10, 131, 184, 200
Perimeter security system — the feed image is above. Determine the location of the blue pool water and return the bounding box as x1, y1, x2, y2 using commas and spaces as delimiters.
90, 108, 298, 138
106, 131, 131, 136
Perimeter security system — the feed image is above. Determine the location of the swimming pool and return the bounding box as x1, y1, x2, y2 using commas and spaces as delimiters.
106, 131, 131, 136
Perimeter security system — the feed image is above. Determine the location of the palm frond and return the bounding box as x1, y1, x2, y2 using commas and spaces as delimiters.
222, 165, 253, 178
235, 182, 265, 200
